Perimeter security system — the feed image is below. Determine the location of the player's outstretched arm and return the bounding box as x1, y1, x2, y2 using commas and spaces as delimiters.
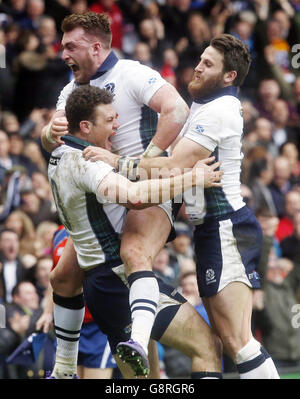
83, 136, 214, 180
98, 161, 222, 210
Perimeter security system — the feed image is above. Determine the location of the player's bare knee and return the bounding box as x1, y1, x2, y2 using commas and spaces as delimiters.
120, 244, 152, 273
220, 334, 248, 360
50, 267, 68, 288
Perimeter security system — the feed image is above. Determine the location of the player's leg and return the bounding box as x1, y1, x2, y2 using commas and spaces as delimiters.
147, 339, 161, 378
117, 205, 172, 365
194, 206, 280, 379
78, 367, 113, 379
156, 302, 222, 378
50, 237, 85, 379
202, 282, 279, 378
77, 322, 116, 379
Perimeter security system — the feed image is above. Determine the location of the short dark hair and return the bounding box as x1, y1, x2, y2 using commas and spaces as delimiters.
0, 228, 18, 240
65, 85, 114, 134
11, 280, 33, 298
61, 12, 112, 48
210, 34, 251, 86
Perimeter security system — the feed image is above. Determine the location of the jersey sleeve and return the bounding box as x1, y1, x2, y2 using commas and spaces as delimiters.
184, 105, 221, 152
56, 80, 75, 111
72, 154, 114, 202
125, 62, 168, 105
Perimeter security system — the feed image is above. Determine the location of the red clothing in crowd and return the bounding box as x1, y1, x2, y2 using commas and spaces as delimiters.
89, 1, 123, 50
51, 225, 93, 324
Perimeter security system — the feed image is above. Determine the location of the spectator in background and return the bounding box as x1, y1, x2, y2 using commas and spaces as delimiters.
0, 130, 17, 184
3, 0, 27, 23
137, 17, 168, 69
256, 207, 281, 273
5, 280, 43, 378
280, 142, 300, 185
260, 256, 300, 369
263, 18, 295, 84
231, 10, 258, 98
275, 189, 300, 242
8, 133, 40, 178
168, 221, 194, 273
32, 256, 52, 305
248, 157, 277, 215
133, 41, 153, 68
3, 210, 36, 262
175, 60, 194, 106
270, 99, 299, 150
34, 221, 58, 258
37, 15, 61, 55
280, 211, 300, 264
19, 0, 45, 31
153, 247, 179, 288
268, 156, 293, 218
160, 0, 191, 48
20, 189, 57, 228
22, 140, 47, 173
245, 117, 278, 157
31, 171, 54, 204
0, 111, 20, 134
70, 0, 89, 15
0, 229, 26, 304
176, 11, 211, 66
89, 0, 124, 51
240, 99, 259, 135
160, 48, 179, 87
255, 79, 281, 121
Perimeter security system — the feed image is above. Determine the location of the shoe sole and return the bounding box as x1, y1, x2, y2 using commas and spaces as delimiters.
116, 344, 149, 377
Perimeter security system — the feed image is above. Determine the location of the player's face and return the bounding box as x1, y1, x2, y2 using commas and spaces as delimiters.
89, 103, 119, 150
61, 27, 100, 84
188, 46, 226, 99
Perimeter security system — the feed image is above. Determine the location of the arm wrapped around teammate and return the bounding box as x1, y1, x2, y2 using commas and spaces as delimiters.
117, 156, 141, 181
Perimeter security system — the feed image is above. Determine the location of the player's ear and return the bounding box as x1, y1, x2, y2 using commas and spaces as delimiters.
224, 70, 237, 85
79, 120, 92, 136
93, 41, 101, 55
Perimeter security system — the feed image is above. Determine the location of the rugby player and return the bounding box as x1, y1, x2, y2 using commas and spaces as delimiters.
41, 12, 191, 377
82, 34, 280, 379
47, 84, 222, 379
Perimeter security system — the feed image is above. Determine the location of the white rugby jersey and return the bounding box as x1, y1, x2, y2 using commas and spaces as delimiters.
48, 137, 126, 270
56, 52, 167, 156
182, 86, 245, 223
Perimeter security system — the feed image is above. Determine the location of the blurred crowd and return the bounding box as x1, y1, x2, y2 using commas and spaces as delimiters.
0, 0, 300, 379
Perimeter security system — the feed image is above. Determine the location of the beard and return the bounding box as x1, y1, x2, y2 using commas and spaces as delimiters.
188, 72, 224, 100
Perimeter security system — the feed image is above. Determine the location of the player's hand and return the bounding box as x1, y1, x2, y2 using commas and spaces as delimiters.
83, 146, 119, 167
49, 116, 69, 145
35, 312, 53, 333
193, 159, 223, 188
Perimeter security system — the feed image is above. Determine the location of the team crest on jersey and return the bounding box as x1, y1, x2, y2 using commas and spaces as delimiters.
148, 77, 157, 85
206, 268, 216, 285
195, 124, 204, 134
104, 82, 115, 94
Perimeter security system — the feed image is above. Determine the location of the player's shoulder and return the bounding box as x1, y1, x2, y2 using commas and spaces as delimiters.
209, 95, 241, 121
116, 59, 161, 79
60, 79, 76, 95
213, 95, 241, 110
